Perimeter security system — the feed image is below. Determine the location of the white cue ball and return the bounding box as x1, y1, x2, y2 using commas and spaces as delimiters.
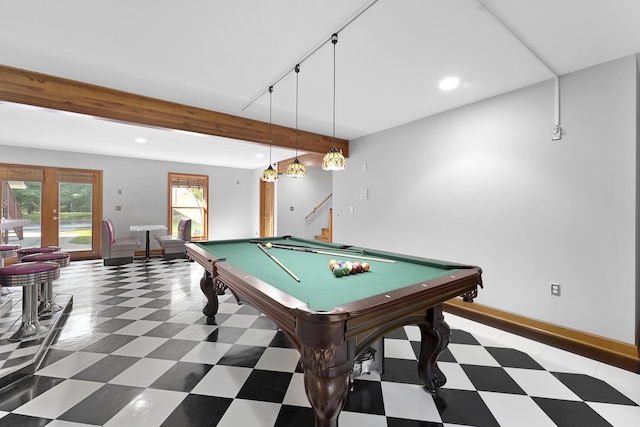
265, 242, 272, 248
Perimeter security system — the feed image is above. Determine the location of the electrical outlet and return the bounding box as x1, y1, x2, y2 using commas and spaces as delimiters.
115, 205, 122, 211
550, 283, 561, 296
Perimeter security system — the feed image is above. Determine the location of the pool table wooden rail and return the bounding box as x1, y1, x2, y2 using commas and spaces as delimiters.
343, 269, 481, 348
187, 240, 482, 355
187, 242, 328, 323
187, 242, 480, 332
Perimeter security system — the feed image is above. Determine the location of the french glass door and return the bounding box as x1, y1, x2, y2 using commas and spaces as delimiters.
1, 164, 102, 260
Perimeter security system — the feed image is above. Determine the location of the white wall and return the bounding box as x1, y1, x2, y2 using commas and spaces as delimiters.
250, 167, 264, 238
0, 146, 254, 248
636, 53, 640, 342
276, 165, 333, 240
333, 55, 638, 344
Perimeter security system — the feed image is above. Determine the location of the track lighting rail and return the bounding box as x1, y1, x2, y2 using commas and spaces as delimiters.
241, 0, 380, 112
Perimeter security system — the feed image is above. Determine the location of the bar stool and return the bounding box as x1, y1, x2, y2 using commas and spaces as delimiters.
0, 245, 20, 268
21, 252, 70, 315
17, 246, 61, 261
0, 245, 20, 296
0, 262, 60, 341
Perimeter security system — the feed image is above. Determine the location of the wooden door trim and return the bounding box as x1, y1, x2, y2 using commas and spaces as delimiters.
259, 179, 275, 237
1, 162, 103, 260
41, 169, 58, 246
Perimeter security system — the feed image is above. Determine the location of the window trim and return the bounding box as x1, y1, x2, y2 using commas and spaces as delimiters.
167, 172, 208, 240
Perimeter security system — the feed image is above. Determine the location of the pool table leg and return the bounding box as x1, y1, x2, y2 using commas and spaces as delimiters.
199, 270, 219, 317
304, 369, 350, 427
297, 313, 351, 427
417, 304, 450, 393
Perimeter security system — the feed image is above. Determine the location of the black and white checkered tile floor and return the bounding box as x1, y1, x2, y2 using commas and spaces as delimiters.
0, 258, 638, 426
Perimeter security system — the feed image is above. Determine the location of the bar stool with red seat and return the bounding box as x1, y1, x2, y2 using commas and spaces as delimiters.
0, 262, 60, 341
0, 244, 20, 296
16, 246, 61, 261
20, 252, 70, 315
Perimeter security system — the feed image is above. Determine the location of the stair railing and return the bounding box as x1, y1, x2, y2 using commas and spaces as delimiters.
305, 193, 332, 220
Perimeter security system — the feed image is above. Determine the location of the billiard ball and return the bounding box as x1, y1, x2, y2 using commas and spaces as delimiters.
329, 259, 338, 267
265, 242, 272, 249
362, 262, 370, 272
333, 268, 343, 277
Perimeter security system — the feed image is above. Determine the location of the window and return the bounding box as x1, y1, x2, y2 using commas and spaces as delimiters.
168, 173, 208, 240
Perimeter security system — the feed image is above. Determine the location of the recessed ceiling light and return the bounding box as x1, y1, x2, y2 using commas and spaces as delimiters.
135, 137, 147, 143
256, 154, 264, 159
439, 77, 460, 91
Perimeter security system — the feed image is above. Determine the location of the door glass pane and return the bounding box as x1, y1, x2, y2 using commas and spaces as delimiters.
58, 182, 92, 252
1, 180, 42, 247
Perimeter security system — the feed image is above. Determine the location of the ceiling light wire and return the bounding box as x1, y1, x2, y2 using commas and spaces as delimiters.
322, 33, 346, 171
286, 64, 306, 177
332, 35, 336, 141
260, 86, 278, 182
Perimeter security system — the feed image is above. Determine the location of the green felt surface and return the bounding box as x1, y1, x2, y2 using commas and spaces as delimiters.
194, 237, 461, 312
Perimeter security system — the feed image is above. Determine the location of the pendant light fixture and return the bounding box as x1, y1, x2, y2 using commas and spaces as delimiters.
286, 64, 307, 178
261, 86, 278, 182
322, 33, 346, 171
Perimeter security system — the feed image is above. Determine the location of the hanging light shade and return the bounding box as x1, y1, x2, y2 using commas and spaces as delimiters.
286, 158, 306, 177
261, 86, 279, 182
323, 33, 346, 171
287, 64, 306, 178
322, 146, 346, 170
261, 164, 278, 182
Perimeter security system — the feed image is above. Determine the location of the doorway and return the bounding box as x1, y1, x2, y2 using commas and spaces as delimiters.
1, 163, 103, 260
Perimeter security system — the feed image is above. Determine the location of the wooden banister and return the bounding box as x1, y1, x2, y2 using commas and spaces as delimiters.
305, 194, 332, 220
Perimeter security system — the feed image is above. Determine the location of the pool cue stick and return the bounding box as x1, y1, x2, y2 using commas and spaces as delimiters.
256, 243, 301, 282
249, 240, 361, 254
311, 249, 395, 263
263, 242, 395, 264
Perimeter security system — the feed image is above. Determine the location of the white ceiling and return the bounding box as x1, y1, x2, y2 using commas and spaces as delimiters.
1, 0, 640, 169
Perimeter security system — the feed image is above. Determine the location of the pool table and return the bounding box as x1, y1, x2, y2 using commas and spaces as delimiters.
186, 236, 482, 427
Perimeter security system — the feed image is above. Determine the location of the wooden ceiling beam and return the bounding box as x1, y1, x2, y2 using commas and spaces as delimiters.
277, 153, 325, 174
0, 64, 349, 157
